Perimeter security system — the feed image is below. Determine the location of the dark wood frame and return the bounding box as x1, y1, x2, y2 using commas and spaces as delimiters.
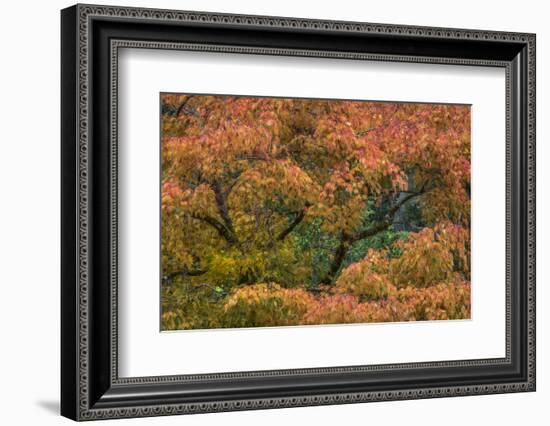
61, 3, 536, 421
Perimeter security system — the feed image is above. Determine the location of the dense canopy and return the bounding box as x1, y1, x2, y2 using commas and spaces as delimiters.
160, 94, 471, 330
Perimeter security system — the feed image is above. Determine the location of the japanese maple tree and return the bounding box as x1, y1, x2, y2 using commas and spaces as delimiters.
160, 94, 471, 330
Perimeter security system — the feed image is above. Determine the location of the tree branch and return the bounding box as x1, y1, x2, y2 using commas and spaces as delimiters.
175, 95, 198, 117
388, 189, 424, 216
350, 190, 425, 243
191, 213, 238, 245
211, 180, 236, 237
277, 209, 306, 241
162, 266, 208, 284
320, 235, 351, 285
320, 187, 429, 285
188, 179, 241, 246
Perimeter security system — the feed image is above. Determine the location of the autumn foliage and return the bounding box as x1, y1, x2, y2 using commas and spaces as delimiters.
160, 94, 471, 330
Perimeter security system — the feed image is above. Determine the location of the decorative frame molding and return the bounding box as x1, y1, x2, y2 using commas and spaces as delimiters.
61, 3, 535, 421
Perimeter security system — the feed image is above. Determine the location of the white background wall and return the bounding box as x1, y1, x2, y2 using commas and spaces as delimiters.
0, 0, 546, 424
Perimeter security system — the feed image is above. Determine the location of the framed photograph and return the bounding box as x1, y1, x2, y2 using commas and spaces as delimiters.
61, 4, 536, 421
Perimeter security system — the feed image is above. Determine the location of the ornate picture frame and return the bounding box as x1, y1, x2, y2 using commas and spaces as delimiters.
61, 4, 535, 421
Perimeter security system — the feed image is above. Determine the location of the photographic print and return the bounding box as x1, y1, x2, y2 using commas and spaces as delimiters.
160, 94, 471, 331
61, 7, 535, 418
